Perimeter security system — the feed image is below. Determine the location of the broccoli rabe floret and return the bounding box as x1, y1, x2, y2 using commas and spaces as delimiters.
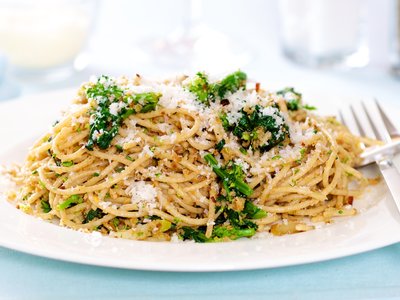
186, 71, 247, 105
243, 200, 268, 219
83, 208, 105, 224
181, 226, 209, 243
41, 200, 51, 213
187, 72, 215, 105
214, 70, 247, 98
221, 105, 289, 152
215, 139, 226, 151
180, 225, 255, 242
57, 195, 83, 210
86, 76, 160, 150
203, 154, 253, 198
277, 87, 316, 111
180, 200, 267, 242
212, 226, 255, 240
277, 87, 302, 111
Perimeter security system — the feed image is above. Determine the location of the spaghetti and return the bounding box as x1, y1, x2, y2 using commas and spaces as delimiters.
6, 71, 374, 242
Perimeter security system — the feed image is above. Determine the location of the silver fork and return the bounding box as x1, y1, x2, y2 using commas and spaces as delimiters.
339, 99, 400, 168
339, 99, 400, 214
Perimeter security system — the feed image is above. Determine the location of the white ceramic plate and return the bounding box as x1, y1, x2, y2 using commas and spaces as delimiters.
1, 88, 400, 272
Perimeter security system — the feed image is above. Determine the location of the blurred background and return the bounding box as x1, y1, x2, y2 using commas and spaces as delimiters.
0, 0, 398, 101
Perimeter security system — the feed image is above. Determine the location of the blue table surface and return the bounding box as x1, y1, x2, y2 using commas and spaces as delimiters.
1, 244, 400, 299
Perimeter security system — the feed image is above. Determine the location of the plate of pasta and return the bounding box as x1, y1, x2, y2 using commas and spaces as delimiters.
0, 71, 400, 271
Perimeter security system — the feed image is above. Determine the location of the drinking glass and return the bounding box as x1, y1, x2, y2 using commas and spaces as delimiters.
138, 0, 250, 73
0, 0, 97, 83
278, 0, 369, 68
390, 0, 400, 76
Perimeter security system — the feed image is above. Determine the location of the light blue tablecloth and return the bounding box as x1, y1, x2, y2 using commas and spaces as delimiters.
1, 244, 400, 299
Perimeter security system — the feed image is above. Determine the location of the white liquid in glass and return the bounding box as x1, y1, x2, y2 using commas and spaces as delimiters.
0, 2, 90, 69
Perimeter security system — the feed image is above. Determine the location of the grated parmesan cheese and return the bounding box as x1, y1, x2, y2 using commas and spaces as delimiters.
99, 201, 112, 209
126, 181, 158, 211
160, 133, 177, 143
289, 122, 315, 145
170, 233, 182, 243
139, 145, 154, 158
109, 102, 126, 116
146, 166, 162, 178
234, 158, 249, 172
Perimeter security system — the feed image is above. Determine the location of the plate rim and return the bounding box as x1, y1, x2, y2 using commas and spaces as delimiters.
1, 200, 399, 272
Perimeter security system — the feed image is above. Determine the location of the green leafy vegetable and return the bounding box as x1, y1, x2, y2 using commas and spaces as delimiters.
287, 99, 300, 111
86, 76, 160, 150
181, 226, 209, 243
277, 87, 302, 111
296, 148, 306, 163
112, 218, 120, 228
214, 70, 247, 98
239, 147, 248, 155
61, 161, 74, 167
242, 200, 268, 219
83, 208, 105, 224
38, 180, 46, 190
48, 149, 61, 166
212, 226, 255, 240
129, 92, 160, 114
215, 139, 226, 151
220, 113, 230, 130
187, 72, 215, 105
204, 154, 253, 197
277, 87, 316, 111
302, 104, 317, 110
57, 195, 83, 210
186, 71, 247, 105
180, 201, 266, 242
220, 206, 258, 230
41, 200, 51, 213
160, 220, 172, 232
221, 105, 289, 152
114, 166, 125, 173
181, 225, 255, 242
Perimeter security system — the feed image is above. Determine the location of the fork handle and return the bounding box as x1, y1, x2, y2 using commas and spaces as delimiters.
377, 157, 400, 215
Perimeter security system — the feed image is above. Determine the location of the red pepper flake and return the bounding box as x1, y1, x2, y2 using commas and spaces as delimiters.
347, 196, 354, 205
220, 99, 230, 106
255, 82, 260, 92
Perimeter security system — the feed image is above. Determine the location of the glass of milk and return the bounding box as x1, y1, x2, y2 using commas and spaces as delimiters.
0, 0, 96, 82
278, 0, 369, 68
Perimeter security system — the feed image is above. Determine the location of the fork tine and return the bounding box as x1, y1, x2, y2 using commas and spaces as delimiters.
350, 105, 367, 137
361, 101, 390, 142
374, 98, 400, 139
338, 110, 347, 126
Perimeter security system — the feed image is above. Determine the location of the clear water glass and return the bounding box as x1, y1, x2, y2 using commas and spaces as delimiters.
390, 0, 400, 76
278, 0, 369, 69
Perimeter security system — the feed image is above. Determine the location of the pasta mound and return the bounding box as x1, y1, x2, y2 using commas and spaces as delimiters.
6, 71, 372, 242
